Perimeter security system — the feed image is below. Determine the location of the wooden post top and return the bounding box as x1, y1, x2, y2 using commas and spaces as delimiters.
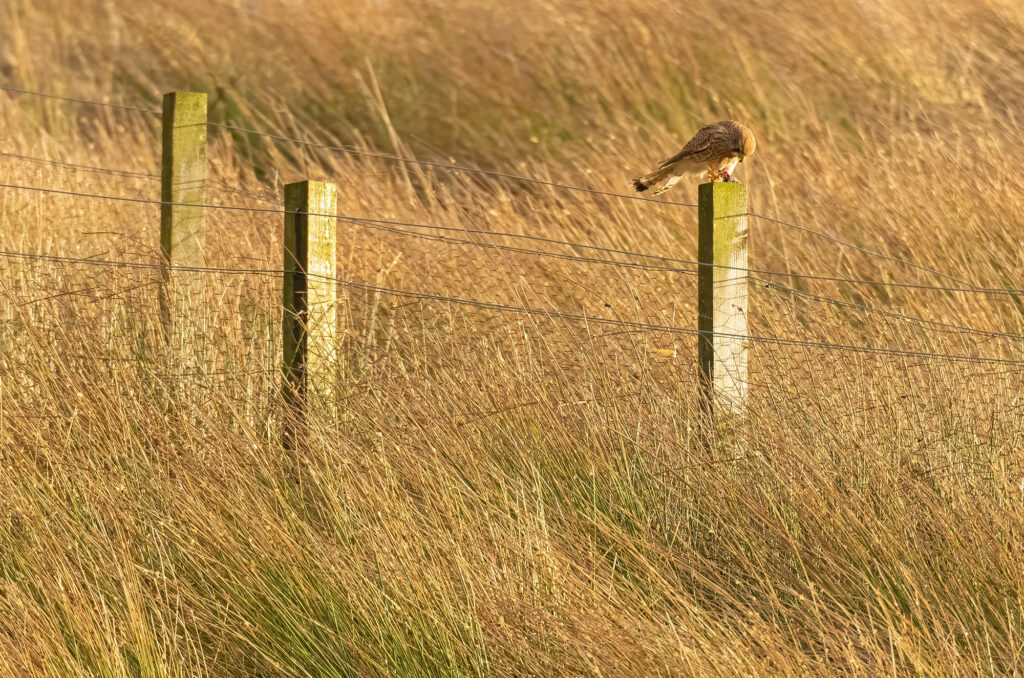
161, 91, 207, 124
284, 180, 337, 212
698, 182, 747, 216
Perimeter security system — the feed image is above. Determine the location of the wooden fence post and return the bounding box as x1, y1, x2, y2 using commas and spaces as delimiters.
160, 91, 207, 339
282, 180, 338, 445
698, 181, 749, 421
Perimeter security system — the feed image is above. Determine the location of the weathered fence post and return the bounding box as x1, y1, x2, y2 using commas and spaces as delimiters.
282, 180, 338, 447
160, 91, 207, 340
698, 181, 749, 421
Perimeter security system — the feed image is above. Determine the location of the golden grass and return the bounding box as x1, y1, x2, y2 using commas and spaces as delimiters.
3, 0, 1024, 674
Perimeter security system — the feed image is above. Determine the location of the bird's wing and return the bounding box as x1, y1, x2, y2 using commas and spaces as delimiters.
657, 125, 716, 168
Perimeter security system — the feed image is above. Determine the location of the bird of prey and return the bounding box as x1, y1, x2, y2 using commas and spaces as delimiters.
633, 120, 756, 196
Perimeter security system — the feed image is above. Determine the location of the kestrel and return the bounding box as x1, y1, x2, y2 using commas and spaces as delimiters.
632, 120, 756, 196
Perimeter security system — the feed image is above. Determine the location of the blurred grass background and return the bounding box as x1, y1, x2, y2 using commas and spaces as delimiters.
4, 0, 1024, 674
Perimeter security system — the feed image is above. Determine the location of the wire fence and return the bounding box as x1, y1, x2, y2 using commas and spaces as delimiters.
1, 85, 992, 281
0, 246, 1021, 369
3, 180, 1022, 298
3, 82, 1023, 379
0, 83, 966, 282
0, 83, 982, 283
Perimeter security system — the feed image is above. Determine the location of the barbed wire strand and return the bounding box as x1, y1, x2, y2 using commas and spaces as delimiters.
6, 181, 1024, 300
2, 246, 1024, 368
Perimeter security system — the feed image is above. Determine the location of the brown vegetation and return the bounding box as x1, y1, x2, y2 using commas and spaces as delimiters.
3, 0, 1024, 674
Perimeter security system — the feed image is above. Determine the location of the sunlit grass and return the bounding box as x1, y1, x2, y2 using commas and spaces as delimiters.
3, 0, 1024, 674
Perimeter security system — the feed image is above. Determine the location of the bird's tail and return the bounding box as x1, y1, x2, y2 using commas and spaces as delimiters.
632, 165, 679, 194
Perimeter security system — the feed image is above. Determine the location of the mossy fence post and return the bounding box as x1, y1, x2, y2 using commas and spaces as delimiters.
159, 91, 207, 349
282, 180, 338, 449
697, 181, 749, 425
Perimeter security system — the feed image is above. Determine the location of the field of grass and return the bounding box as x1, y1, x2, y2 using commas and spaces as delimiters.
4, 0, 1024, 674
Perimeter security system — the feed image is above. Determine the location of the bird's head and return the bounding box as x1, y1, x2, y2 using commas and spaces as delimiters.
730, 122, 757, 162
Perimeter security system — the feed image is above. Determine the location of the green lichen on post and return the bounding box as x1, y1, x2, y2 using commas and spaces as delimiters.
160, 91, 207, 336
282, 180, 338, 432
698, 181, 749, 417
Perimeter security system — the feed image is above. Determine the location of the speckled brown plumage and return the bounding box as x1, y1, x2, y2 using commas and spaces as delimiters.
633, 121, 756, 196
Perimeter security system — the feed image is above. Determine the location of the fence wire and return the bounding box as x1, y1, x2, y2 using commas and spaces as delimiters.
755, 276, 1024, 344
2, 247, 1023, 368
2, 181, 1022, 299
5, 85, 1024, 371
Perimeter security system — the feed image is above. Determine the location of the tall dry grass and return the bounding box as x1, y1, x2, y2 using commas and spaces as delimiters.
3, 0, 1024, 674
